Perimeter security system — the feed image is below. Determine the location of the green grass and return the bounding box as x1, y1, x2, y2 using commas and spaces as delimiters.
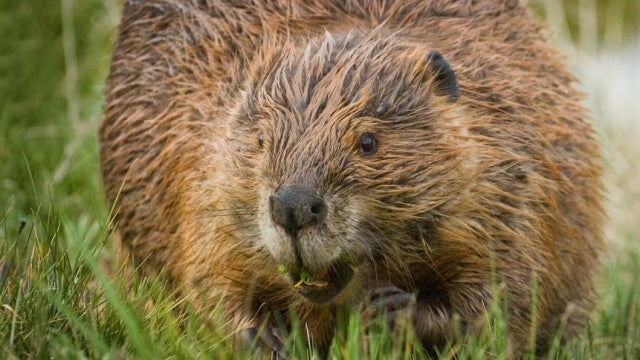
1, 0, 639, 358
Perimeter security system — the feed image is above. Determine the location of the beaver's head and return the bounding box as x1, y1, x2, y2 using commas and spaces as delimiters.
226, 31, 462, 305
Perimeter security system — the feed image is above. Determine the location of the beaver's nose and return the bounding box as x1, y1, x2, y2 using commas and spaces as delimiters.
269, 185, 327, 237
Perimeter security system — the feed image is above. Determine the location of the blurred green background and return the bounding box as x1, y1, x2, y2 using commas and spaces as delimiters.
1, 0, 639, 358
530, 0, 639, 46
1, 0, 118, 221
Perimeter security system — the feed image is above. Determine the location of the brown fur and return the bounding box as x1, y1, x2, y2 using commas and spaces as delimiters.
100, 0, 605, 356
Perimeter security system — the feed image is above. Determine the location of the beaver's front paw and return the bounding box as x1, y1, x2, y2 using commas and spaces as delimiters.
361, 285, 417, 330
243, 325, 289, 359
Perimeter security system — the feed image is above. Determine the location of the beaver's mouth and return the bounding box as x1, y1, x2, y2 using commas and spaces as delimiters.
291, 259, 354, 304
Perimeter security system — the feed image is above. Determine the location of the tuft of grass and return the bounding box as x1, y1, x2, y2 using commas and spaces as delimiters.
1, 0, 639, 359
0, 199, 244, 359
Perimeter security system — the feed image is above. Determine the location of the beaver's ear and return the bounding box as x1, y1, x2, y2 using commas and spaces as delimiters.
425, 51, 460, 102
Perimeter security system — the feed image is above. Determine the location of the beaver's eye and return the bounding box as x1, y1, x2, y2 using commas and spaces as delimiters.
258, 133, 265, 148
360, 133, 377, 156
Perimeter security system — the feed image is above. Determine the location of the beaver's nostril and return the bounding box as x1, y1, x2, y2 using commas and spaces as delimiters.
310, 202, 325, 216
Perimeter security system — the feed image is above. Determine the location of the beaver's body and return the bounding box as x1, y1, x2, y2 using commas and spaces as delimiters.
101, 0, 604, 356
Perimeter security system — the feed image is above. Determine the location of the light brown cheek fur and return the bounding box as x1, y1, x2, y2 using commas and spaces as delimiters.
101, 0, 605, 357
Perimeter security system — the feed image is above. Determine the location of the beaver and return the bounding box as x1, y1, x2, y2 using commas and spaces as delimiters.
100, 0, 605, 356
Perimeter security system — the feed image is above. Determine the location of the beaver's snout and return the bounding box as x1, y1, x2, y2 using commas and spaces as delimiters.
269, 185, 327, 238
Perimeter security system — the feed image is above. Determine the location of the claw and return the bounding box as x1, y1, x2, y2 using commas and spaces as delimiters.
362, 285, 416, 329
244, 325, 289, 359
